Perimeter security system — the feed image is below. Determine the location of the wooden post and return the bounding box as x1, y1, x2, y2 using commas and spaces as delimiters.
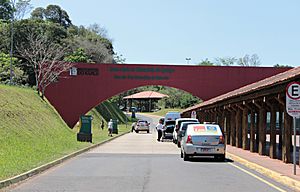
283, 110, 292, 163
226, 112, 231, 144
250, 109, 255, 152
258, 106, 266, 155
269, 106, 277, 159
230, 110, 236, 146
242, 108, 249, 150
236, 109, 242, 148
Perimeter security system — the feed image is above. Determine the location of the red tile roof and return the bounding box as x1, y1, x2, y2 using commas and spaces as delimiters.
123, 91, 169, 99
183, 66, 299, 112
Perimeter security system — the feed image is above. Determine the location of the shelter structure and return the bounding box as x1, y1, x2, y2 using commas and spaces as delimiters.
123, 91, 168, 112
181, 67, 300, 164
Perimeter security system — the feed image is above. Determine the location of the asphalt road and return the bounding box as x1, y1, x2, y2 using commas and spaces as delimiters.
9, 114, 293, 192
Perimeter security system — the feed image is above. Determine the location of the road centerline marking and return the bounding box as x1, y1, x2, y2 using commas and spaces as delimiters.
229, 163, 286, 192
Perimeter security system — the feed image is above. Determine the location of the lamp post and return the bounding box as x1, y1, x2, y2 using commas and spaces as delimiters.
9, 0, 16, 85
185, 58, 191, 64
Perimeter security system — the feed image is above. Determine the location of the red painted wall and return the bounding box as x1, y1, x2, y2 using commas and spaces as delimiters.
45, 63, 289, 127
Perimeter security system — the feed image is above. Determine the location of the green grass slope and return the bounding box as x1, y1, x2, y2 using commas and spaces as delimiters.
94, 101, 127, 123
0, 85, 130, 180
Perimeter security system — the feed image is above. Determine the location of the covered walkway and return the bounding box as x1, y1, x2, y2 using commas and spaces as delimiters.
182, 67, 300, 164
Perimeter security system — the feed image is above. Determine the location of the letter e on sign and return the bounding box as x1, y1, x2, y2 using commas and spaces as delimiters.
286, 82, 300, 117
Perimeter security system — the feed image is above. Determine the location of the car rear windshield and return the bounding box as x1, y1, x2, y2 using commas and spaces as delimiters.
165, 121, 175, 125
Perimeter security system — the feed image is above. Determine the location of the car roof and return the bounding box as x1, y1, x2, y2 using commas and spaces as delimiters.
175, 118, 198, 123
186, 124, 222, 136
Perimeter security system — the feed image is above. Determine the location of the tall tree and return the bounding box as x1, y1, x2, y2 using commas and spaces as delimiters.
17, 32, 73, 98
0, 0, 13, 21
31, 5, 72, 28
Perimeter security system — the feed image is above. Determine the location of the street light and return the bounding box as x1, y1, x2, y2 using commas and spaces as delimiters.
185, 58, 191, 64
9, 0, 16, 85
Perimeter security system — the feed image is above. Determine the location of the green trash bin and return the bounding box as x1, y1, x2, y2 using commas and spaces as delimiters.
112, 119, 118, 134
77, 115, 93, 142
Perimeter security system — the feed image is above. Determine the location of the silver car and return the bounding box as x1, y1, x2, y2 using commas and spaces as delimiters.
134, 120, 150, 133
181, 124, 225, 161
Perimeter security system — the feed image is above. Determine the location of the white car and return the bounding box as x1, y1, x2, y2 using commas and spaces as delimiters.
181, 124, 226, 161
172, 118, 199, 144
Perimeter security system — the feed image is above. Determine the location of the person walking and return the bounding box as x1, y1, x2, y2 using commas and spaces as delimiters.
101, 119, 104, 130
156, 119, 163, 142
108, 119, 113, 137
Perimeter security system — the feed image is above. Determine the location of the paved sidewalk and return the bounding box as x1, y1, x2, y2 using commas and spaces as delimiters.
227, 145, 300, 190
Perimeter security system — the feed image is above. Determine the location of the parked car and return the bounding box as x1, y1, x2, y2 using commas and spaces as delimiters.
164, 111, 181, 121
176, 121, 200, 148
173, 118, 199, 144
181, 123, 225, 161
161, 120, 176, 141
134, 120, 150, 133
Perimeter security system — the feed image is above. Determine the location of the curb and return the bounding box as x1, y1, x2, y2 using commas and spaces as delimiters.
0, 131, 130, 190
227, 152, 300, 191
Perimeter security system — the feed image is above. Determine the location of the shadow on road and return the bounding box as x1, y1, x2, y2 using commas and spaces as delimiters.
185, 157, 234, 163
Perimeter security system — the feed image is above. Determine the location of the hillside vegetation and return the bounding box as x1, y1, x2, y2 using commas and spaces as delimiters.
0, 84, 130, 180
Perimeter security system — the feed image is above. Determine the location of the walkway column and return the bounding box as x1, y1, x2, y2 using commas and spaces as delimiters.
226, 111, 231, 144
283, 110, 292, 163
230, 110, 236, 146
242, 107, 249, 150
258, 106, 266, 155
236, 108, 242, 148
250, 109, 255, 152
269, 106, 277, 159
255, 111, 259, 152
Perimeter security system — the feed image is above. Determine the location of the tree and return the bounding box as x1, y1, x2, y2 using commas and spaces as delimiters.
113, 52, 126, 64
17, 32, 73, 98
0, 52, 26, 84
215, 57, 237, 66
64, 48, 91, 63
198, 58, 214, 66
31, 5, 72, 28
73, 36, 113, 63
14, 0, 32, 20
0, 0, 13, 21
273, 64, 292, 68
238, 54, 261, 67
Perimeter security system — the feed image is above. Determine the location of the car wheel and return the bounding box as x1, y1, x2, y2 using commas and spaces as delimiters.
136, 130, 139, 133
183, 152, 190, 161
180, 150, 183, 158
215, 154, 225, 162
147, 130, 149, 133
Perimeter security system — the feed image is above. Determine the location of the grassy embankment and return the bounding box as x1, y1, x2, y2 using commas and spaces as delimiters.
0, 84, 130, 180
148, 108, 182, 117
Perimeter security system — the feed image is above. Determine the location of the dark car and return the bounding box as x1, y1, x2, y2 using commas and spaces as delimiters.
162, 120, 176, 141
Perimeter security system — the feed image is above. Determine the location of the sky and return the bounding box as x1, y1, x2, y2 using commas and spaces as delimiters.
28, 0, 300, 67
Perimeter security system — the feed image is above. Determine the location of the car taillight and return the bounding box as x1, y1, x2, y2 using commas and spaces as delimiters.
219, 136, 224, 144
186, 135, 193, 144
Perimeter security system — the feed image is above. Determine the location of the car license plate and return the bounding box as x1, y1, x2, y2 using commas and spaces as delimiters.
197, 148, 211, 152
